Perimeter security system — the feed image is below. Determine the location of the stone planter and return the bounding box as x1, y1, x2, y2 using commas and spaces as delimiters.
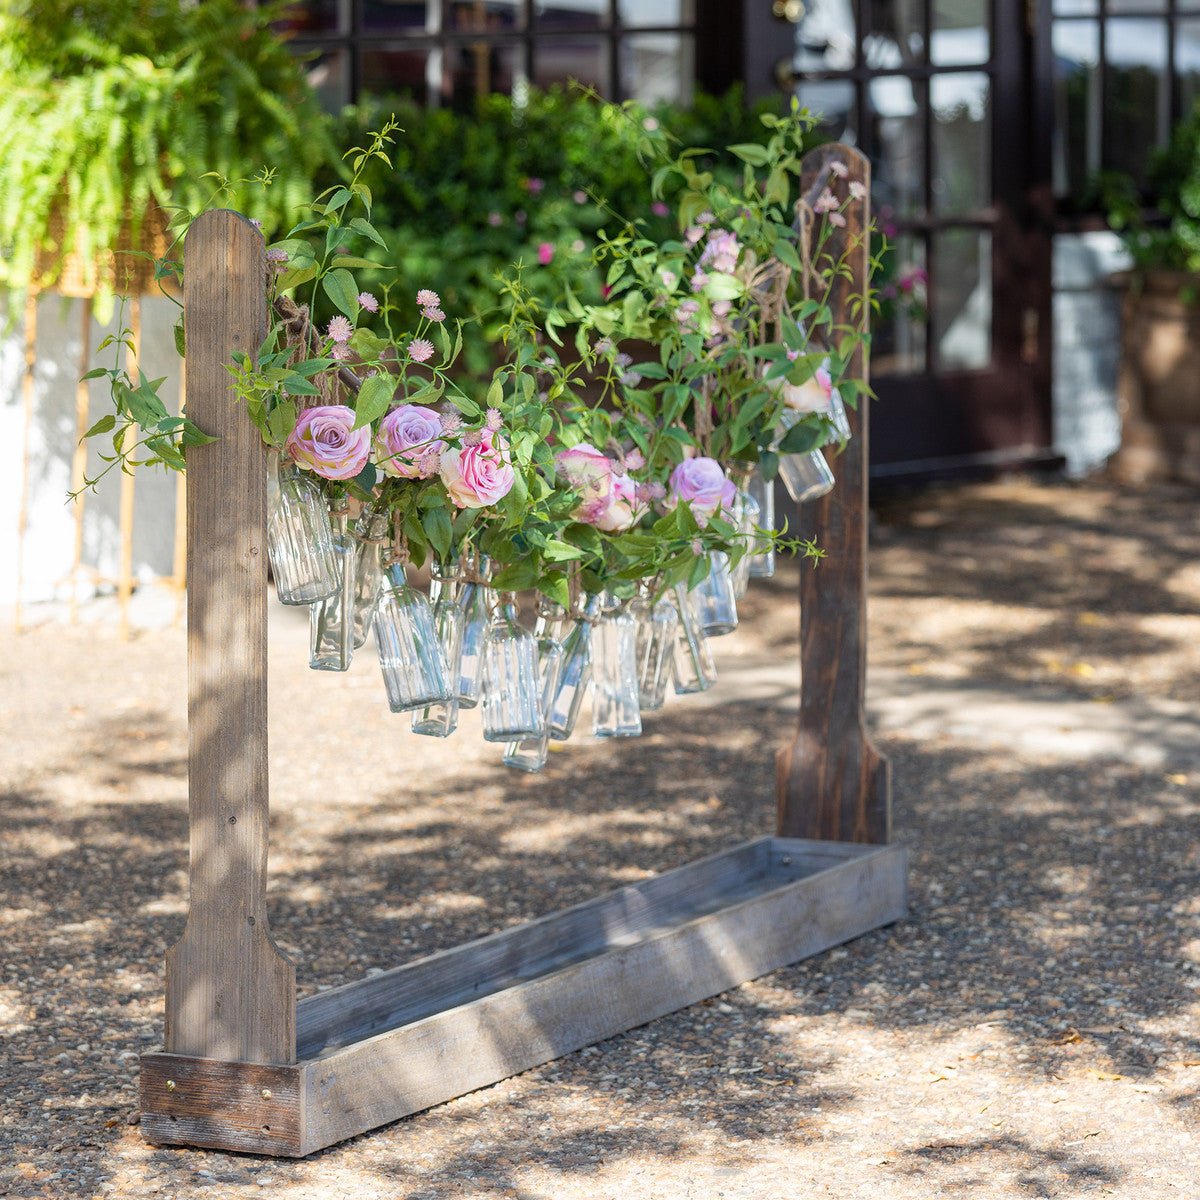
1110, 268, 1200, 484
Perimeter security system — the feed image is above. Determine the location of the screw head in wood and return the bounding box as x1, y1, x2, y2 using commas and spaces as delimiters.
261, 1088, 272, 1099
166, 1080, 176, 1092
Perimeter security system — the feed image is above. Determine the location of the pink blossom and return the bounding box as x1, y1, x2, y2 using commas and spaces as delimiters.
488, 211, 503, 227
830, 160, 849, 179
814, 189, 838, 214
666, 457, 736, 522
537, 242, 555, 266
462, 429, 482, 448
652, 201, 670, 217
625, 448, 646, 471
685, 226, 704, 246
330, 343, 351, 362
775, 362, 835, 414
571, 238, 585, 254
636, 480, 666, 504
422, 306, 446, 323
327, 315, 353, 343
409, 338, 435, 364
786, 348, 800, 361
642, 117, 659, 132
416, 289, 440, 308
266, 248, 288, 271
697, 211, 714, 225
249, 218, 262, 230
712, 300, 732, 319
659, 269, 678, 290
573, 190, 588, 204
358, 292, 379, 312
524, 177, 545, 193
555, 442, 614, 525
690, 538, 704, 556
375, 404, 446, 479
485, 407, 503, 431
828, 212, 847, 228
439, 409, 462, 434
286, 405, 371, 481
596, 471, 636, 532
699, 228, 740, 274
440, 431, 515, 509
690, 269, 709, 293
849, 180, 867, 201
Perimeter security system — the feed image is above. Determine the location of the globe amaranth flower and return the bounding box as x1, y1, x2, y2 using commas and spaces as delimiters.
421, 306, 446, 323
485, 407, 503, 432
358, 292, 379, 313
375, 404, 445, 479
286, 405, 371, 481
327, 315, 353, 344
416, 289, 440, 309
330, 343, 351, 362
699, 228, 741, 275
440, 430, 515, 508
409, 338, 435, 364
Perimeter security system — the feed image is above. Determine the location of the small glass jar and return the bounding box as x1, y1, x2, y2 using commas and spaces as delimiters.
592, 595, 642, 738
778, 445, 836, 503
747, 468, 776, 579
373, 560, 453, 713
351, 508, 389, 647
453, 557, 491, 709
692, 551, 738, 638
268, 459, 340, 605
308, 502, 356, 671
671, 583, 717, 694
412, 562, 465, 738
481, 594, 544, 742
503, 612, 566, 772
548, 594, 601, 741
632, 585, 677, 713
730, 488, 761, 600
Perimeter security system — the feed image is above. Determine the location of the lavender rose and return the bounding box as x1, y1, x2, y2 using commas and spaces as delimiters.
375, 404, 445, 479
667, 456, 736, 524
440, 431, 515, 509
286, 405, 371, 481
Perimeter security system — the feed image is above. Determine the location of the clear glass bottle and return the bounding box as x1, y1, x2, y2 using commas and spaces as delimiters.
548, 594, 601, 741
692, 551, 738, 637
453, 556, 491, 709
412, 561, 464, 738
632, 584, 678, 713
373, 560, 453, 713
503, 608, 566, 772
268, 459, 340, 605
730, 488, 761, 600
351, 508, 388, 648
592, 596, 642, 738
308, 502, 356, 671
827, 387, 852, 442
747, 467, 776, 579
481, 594, 544, 742
671, 582, 717, 694
778, 445, 836, 503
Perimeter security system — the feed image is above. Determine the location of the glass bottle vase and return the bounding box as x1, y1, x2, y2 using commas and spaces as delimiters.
268, 460, 340, 605
633, 588, 678, 713
747, 468, 776, 579
454, 564, 491, 709
308, 509, 356, 671
730, 489, 761, 600
481, 596, 544, 742
373, 562, 453, 713
592, 598, 643, 738
351, 509, 388, 648
412, 569, 465, 737
503, 625, 566, 773
547, 594, 601, 741
671, 583, 717, 694
692, 551, 738, 637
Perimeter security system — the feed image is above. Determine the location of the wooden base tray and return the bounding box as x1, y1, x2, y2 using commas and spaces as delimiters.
141, 836, 907, 1157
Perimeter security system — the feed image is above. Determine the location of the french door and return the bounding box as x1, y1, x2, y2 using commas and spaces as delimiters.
764, 0, 1053, 479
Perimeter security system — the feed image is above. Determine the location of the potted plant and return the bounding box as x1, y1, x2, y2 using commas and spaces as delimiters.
1100, 103, 1200, 483
0, 0, 334, 303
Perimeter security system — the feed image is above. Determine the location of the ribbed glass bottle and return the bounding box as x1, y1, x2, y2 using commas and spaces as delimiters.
547, 594, 601, 741
373, 561, 453, 713
671, 582, 717, 694
412, 562, 465, 738
268, 460, 340, 605
481, 595, 544, 742
308, 504, 356, 671
503, 608, 566, 772
591, 597, 642, 738
633, 586, 678, 713
747, 467, 776, 579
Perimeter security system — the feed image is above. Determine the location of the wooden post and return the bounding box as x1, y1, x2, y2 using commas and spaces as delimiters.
775, 144, 892, 845
164, 210, 296, 1064
13, 291, 37, 633
172, 355, 188, 627
117, 294, 140, 640
69, 300, 93, 624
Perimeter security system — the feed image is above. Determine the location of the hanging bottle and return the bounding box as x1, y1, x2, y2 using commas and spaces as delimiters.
308, 499, 356, 671
747, 467, 776, 579
503, 601, 567, 772
692, 551, 738, 638
373, 557, 453, 713
481, 594, 544, 742
730, 488, 761, 600
547, 593, 601, 741
671, 582, 717, 694
592, 595, 643, 738
412, 560, 465, 738
632, 583, 677, 713
453, 554, 491, 709
351, 507, 389, 648
268, 458, 340, 605
777, 441, 836, 503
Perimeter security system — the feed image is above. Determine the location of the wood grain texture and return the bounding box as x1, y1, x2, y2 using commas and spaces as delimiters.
165, 209, 296, 1065
140, 1054, 304, 1156
776, 143, 893, 844
300, 837, 906, 1155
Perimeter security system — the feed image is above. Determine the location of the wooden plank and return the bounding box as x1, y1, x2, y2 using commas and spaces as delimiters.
299, 838, 906, 1155
776, 143, 892, 844
140, 1054, 304, 1157
164, 209, 296, 1065
297, 837, 773, 1058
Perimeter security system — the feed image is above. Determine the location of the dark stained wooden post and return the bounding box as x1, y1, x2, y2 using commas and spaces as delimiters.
163, 210, 296, 1063
775, 144, 892, 845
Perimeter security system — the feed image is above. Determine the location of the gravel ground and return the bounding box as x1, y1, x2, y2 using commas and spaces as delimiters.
1, 477, 1198, 1199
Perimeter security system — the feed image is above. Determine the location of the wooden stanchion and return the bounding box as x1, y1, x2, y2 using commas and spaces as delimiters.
117, 294, 141, 639
69, 300, 93, 623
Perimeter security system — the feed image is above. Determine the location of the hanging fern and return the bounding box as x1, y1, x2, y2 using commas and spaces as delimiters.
0, 0, 336, 301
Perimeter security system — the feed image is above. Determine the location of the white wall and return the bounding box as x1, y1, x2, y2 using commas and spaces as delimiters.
0, 294, 182, 611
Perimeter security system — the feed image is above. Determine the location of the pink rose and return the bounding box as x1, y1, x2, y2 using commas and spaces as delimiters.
667, 457, 736, 523
595, 472, 636, 532
555, 441, 614, 525
775, 363, 835, 414
440, 431, 515, 508
375, 404, 445, 479
537, 242, 555, 266
286, 405, 371, 481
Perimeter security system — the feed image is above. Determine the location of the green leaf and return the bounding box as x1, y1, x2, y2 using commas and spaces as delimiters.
322, 269, 359, 318
80, 367, 109, 382
485, 375, 504, 410
491, 559, 539, 591
266, 398, 297, 446
83, 414, 116, 438
353, 373, 397, 429
423, 506, 453, 560
537, 571, 571, 609
326, 186, 353, 211
541, 538, 584, 562
351, 461, 378, 495
331, 256, 383, 270
772, 238, 802, 271
349, 217, 387, 248
283, 376, 321, 397
778, 420, 826, 455
729, 142, 770, 167
173, 319, 186, 358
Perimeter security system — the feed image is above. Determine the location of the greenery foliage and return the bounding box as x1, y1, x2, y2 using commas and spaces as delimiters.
0, 0, 334, 298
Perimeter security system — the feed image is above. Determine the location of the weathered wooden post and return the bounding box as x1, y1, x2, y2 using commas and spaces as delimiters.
776, 144, 892, 845
160, 210, 296, 1063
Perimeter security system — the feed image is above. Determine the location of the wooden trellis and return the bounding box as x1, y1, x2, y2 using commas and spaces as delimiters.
139, 143, 907, 1158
